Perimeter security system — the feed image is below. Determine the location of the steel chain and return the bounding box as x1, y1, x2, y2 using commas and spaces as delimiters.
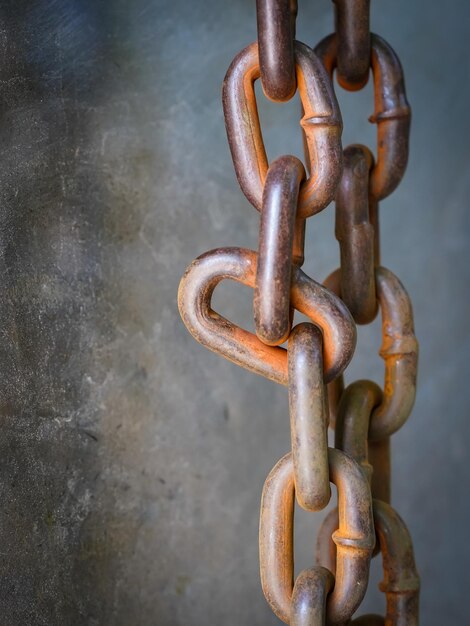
178, 1, 420, 623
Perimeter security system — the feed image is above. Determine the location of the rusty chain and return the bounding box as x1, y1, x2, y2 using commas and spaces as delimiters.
178, 1, 420, 623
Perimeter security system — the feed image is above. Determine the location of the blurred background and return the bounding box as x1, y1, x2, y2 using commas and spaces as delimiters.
0, 1, 468, 624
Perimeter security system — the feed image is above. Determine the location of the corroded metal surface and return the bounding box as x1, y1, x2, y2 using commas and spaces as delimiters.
336, 144, 378, 324
318, 375, 420, 625
255, 155, 305, 345
316, 33, 411, 201
369, 437, 391, 503
178, 247, 356, 385
370, 268, 419, 440
256, 0, 298, 101
373, 501, 420, 625
324, 266, 418, 439
177, 1, 432, 624
316, 507, 340, 579
288, 323, 330, 511
291, 567, 334, 626
333, 0, 371, 90
0, 1, 465, 624
319, 502, 420, 626
259, 449, 375, 624
335, 380, 384, 485
222, 41, 343, 217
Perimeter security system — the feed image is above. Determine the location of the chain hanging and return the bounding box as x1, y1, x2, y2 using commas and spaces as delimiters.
178, 1, 420, 623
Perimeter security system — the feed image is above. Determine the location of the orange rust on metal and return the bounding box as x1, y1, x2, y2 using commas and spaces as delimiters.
256, 0, 298, 101
369, 195, 381, 265
178, 248, 356, 385
333, 0, 371, 90
323, 265, 345, 429
374, 500, 420, 626
350, 504, 420, 626
318, 502, 420, 626
259, 449, 374, 624
290, 214, 307, 338
315, 33, 411, 201
317, 376, 391, 570
336, 144, 378, 324
292, 217, 306, 268
335, 380, 383, 485
178, 2, 420, 622
323, 266, 418, 439
326, 374, 344, 430
370, 267, 418, 440
316, 448, 390, 572
316, 506, 339, 575
317, 402, 419, 625
369, 437, 391, 503
290, 567, 334, 626
288, 323, 330, 511
222, 41, 343, 217
259, 453, 294, 624
323, 268, 342, 296
335, 379, 391, 555
255, 156, 306, 345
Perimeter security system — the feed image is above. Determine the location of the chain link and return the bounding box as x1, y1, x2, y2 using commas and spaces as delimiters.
255, 156, 305, 345
332, 0, 371, 90
335, 144, 377, 324
178, 1, 420, 623
256, 0, 298, 101
222, 40, 342, 216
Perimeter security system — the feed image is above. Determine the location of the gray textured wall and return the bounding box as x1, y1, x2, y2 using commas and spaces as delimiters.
0, 1, 468, 624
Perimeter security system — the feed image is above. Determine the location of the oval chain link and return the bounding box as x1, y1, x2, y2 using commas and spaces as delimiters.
259, 449, 375, 624
256, 0, 298, 101
222, 40, 343, 217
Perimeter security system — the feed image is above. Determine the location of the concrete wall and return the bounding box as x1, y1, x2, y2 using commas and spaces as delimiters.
0, 1, 468, 624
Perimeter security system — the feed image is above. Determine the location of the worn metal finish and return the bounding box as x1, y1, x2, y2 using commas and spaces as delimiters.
369, 438, 391, 503
317, 380, 391, 569
222, 41, 343, 217
291, 567, 334, 626
321, 502, 420, 626
326, 374, 344, 430
370, 196, 381, 264
322, 270, 344, 429
324, 266, 418, 439
316, 444, 390, 572
288, 323, 330, 511
373, 501, 420, 626
336, 144, 377, 324
259, 453, 295, 625
333, 0, 371, 90
292, 217, 307, 267
335, 380, 384, 485
256, 0, 297, 101
316, 33, 411, 201
370, 268, 418, 440
178, 247, 356, 385
1, 0, 466, 623
335, 379, 391, 555
318, 379, 419, 625
255, 156, 305, 345
177, 0, 427, 623
316, 507, 340, 576
259, 449, 375, 624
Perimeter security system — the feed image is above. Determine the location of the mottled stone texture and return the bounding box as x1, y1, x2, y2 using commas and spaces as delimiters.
0, 1, 467, 625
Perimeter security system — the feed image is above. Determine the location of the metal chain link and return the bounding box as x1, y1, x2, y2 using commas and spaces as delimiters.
178, 1, 420, 623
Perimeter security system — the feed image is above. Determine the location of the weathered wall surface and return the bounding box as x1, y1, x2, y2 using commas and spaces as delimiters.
0, 1, 468, 624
